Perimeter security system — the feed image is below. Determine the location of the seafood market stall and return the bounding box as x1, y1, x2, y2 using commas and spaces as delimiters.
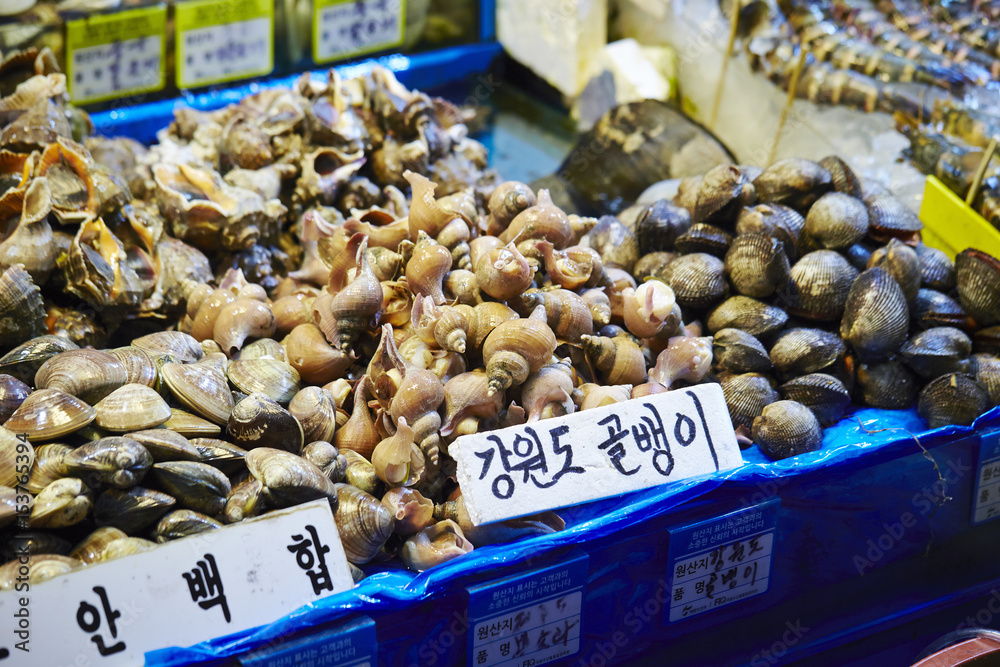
0, 0, 999, 666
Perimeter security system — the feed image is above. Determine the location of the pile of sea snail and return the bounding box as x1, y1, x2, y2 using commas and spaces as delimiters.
0, 49, 998, 587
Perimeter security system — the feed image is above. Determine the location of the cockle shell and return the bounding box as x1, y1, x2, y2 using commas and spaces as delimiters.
752, 400, 823, 460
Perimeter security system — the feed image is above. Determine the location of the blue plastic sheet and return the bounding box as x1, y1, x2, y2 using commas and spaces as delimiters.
146, 404, 1000, 666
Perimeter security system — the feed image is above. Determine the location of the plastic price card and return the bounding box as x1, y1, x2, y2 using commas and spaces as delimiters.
665, 499, 780, 623
312, 0, 406, 64
972, 430, 1000, 524
467, 554, 588, 667
66, 5, 167, 104
239, 615, 376, 666
175, 0, 274, 89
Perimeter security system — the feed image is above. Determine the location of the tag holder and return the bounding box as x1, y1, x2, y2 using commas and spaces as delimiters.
919, 164, 1000, 261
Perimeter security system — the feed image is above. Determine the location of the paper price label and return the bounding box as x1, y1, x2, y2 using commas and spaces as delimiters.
665, 500, 779, 622
0, 500, 353, 666
972, 430, 1000, 524
66, 5, 166, 104
175, 0, 274, 89
453, 383, 743, 525
467, 555, 588, 667
312, 0, 406, 64
239, 615, 377, 666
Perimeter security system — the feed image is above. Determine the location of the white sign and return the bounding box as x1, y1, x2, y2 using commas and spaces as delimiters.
178, 18, 271, 88
453, 384, 743, 525
70, 36, 162, 103
313, 0, 405, 64
0, 500, 353, 666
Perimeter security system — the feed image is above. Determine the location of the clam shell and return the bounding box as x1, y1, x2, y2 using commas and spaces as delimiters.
844, 243, 874, 271
0, 264, 45, 347
956, 249, 1000, 327
35, 349, 127, 404
228, 393, 304, 453
126, 429, 201, 462
227, 358, 301, 405
70, 527, 129, 564
804, 192, 868, 250
719, 372, 779, 431
62, 437, 153, 489
132, 331, 203, 363
162, 408, 223, 436
675, 223, 733, 258
724, 233, 789, 298
29, 477, 92, 528
975, 326, 1000, 356
752, 400, 822, 460
94, 384, 171, 432
109, 346, 158, 388
1, 532, 72, 561
918, 373, 990, 429
5, 388, 96, 441
153, 509, 223, 543
864, 192, 922, 240
161, 362, 234, 425
693, 164, 754, 226
662, 253, 729, 309
867, 239, 921, 304
753, 158, 832, 211
225, 475, 266, 524
238, 338, 287, 362
289, 386, 337, 444
840, 267, 910, 362
334, 483, 395, 564
780, 373, 850, 426
856, 360, 919, 409
245, 447, 338, 507
0, 555, 81, 590
818, 155, 863, 199
914, 244, 955, 291
636, 199, 691, 254
101, 537, 157, 562
707, 296, 788, 341
712, 328, 772, 374
302, 440, 347, 483
735, 204, 806, 260
0, 335, 78, 384
973, 354, 1000, 406
583, 216, 639, 272
900, 327, 972, 379
912, 289, 974, 331
25, 443, 71, 494
0, 426, 30, 487
190, 438, 248, 469
0, 374, 29, 423
150, 461, 231, 516
769, 328, 846, 378
632, 251, 677, 282
786, 250, 859, 321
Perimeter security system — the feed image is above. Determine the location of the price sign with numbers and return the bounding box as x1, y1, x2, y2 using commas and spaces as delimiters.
239, 615, 377, 667
312, 0, 406, 64
175, 0, 274, 89
467, 555, 588, 667
665, 499, 780, 622
66, 5, 167, 104
453, 383, 743, 526
972, 430, 1000, 524
0, 500, 353, 666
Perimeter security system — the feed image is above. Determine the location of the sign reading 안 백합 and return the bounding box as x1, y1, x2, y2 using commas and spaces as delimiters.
66, 5, 167, 104
452, 383, 743, 525
467, 554, 588, 667
972, 430, 1000, 524
0, 500, 353, 666
312, 0, 406, 64
665, 499, 780, 622
175, 0, 274, 89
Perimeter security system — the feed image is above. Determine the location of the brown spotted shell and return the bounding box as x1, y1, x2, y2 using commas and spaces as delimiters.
840, 267, 910, 362
724, 233, 789, 298
917, 373, 990, 429
752, 400, 823, 460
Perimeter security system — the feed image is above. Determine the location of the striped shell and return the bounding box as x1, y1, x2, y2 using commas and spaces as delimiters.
769, 328, 846, 378
917, 373, 990, 429
724, 233, 789, 298
752, 400, 823, 460
662, 253, 729, 310
956, 249, 1000, 327
840, 267, 910, 362
856, 360, 919, 409
786, 250, 859, 321
719, 372, 779, 430
804, 192, 868, 250
707, 297, 788, 341
779, 374, 850, 426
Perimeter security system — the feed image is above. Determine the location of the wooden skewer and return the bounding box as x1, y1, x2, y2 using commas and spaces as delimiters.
767, 47, 807, 166
708, 2, 741, 131
965, 135, 998, 207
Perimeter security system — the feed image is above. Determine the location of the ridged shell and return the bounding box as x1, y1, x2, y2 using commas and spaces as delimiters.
804, 192, 868, 249
752, 400, 823, 460
769, 328, 845, 378
720, 372, 779, 430
707, 297, 788, 341
675, 223, 733, 258
856, 360, 919, 409
818, 155, 863, 199
864, 192, 922, 240
632, 252, 677, 282
132, 331, 203, 363
151, 461, 231, 516
900, 327, 972, 379
867, 239, 921, 304
844, 243, 874, 271
93, 384, 171, 432
34, 349, 127, 405
0, 335, 78, 384
956, 249, 1000, 327
973, 354, 1000, 406
840, 267, 910, 362
918, 373, 990, 429
662, 253, 729, 309
245, 447, 338, 507
713, 328, 772, 374
914, 245, 955, 291
161, 362, 234, 426
334, 483, 394, 564
5, 388, 95, 441
636, 200, 691, 254
93, 487, 176, 534
912, 289, 974, 331
780, 373, 850, 426
693, 164, 754, 226
786, 250, 859, 321
583, 216, 639, 272
228, 393, 304, 453
735, 204, 806, 260
0, 264, 45, 347
724, 233, 789, 298
753, 158, 832, 211
227, 358, 301, 405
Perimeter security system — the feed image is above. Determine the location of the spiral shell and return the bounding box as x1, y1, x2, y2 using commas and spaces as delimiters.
475, 241, 533, 302
519, 289, 595, 343
213, 298, 276, 356
314, 237, 383, 351
499, 189, 572, 249
581, 333, 647, 386
482, 310, 557, 396
334, 483, 395, 564
487, 181, 536, 236
400, 520, 474, 572
651, 336, 713, 388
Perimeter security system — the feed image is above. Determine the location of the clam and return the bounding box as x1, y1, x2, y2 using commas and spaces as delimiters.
735, 204, 806, 260
1, 531, 72, 561
973, 354, 1000, 406
34, 349, 127, 404
713, 328, 772, 374
70, 527, 128, 564
162, 408, 223, 436
0, 377, 28, 428
132, 331, 203, 363
707, 296, 788, 341
780, 373, 850, 426
400, 520, 474, 572
150, 461, 231, 516
334, 483, 394, 564
5, 388, 95, 441
189, 438, 248, 472
124, 430, 201, 462
914, 244, 955, 291
753, 158, 832, 210
752, 400, 823, 460
109, 346, 158, 388
161, 362, 234, 425
662, 252, 729, 309
867, 239, 921, 304
101, 537, 157, 562
0, 426, 30, 487
153, 510, 223, 543
93, 384, 171, 432
0, 335, 78, 384
227, 357, 301, 405
29, 477, 92, 528
975, 327, 1000, 356
724, 233, 789, 298
24, 443, 71, 494
805, 192, 868, 249
818, 155, 863, 198
840, 267, 910, 362
856, 359, 920, 409
769, 328, 846, 379
912, 289, 975, 331
228, 393, 304, 453
636, 199, 691, 254
0, 486, 19, 529
245, 447, 338, 507
289, 386, 337, 444
93, 486, 176, 534
956, 249, 1000, 327
62, 437, 152, 489
225, 475, 266, 523
675, 223, 733, 258
918, 373, 990, 429
301, 440, 347, 483
719, 372, 779, 431
900, 327, 972, 379
864, 191, 923, 242
693, 164, 755, 225
0, 554, 81, 590
238, 338, 287, 362
633, 252, 677, 282
582, 215, 639, 272
785, 250, 859, 321
844, 243, 874, 271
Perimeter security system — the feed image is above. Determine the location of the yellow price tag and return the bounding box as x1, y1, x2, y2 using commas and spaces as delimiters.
175, 0, 274, 89
312, 0, 406, 65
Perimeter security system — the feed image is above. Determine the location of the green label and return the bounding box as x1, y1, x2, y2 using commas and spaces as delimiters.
175, 0, 274, 88
312, 0, 405, 64
66, 5, 167, 104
